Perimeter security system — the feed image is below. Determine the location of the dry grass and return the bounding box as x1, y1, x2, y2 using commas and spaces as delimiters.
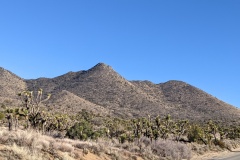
0, 128, 73, 160
52, 141, 74, 153
2, 127, 239, 160
0, 128, 142, 160
151, 139, 192, 160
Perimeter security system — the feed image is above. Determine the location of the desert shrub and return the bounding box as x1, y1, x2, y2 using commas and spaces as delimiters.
91, 117, 104, 126
187, 125, 207, 144
0, 130, 9, 144
214, 139, 226, 149
72, 150, 81, 159
152, 139, 192, 160
14, 130, 38, 147
92, 130, 102, 140
139, 136, 151, 147
110, 151, 123, 160
10, 143, 33, 160
66, 120, 94, 140
0, 112, 5, 120
74, 141, 92, 150
119, 133, 127, 143
58, 143, 74, 152
226, 127, 240, 139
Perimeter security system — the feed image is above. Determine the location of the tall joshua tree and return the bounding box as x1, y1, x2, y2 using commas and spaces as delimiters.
18, 89, 51, 130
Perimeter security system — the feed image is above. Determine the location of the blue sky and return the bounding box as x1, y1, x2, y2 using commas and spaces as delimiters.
0, 1, 239, 107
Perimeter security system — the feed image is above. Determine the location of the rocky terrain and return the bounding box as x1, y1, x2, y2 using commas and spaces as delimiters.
0, 67, 26, 106
0, 63, 240, 124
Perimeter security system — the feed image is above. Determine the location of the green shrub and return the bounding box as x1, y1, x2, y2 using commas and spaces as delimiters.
66, 120, 94, 140
0, 112, 5, 120
119, 134, 127, 143
187, 125, 206, 144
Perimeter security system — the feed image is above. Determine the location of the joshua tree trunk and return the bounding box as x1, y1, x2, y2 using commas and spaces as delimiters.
15, 117, 19, 131
7, 114, 13, 131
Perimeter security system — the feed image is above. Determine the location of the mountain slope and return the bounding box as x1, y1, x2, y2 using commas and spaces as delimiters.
158, 80, 240, 122
1, 63, 239, 123
131, 80, 240, 122
0, 67, 26, 105
26, 63, 172, 117
46, 90, 109, 115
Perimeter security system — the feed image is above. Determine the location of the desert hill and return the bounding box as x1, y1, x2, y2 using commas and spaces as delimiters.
158, 80, 239, 122
26, 63, 172, 118
0, 63, 240, 123
0, 67, 26, 105
47, 90, 109, 115
132, 80, 240, 123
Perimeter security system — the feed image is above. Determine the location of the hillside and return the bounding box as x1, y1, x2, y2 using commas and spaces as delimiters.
26, 63, 172, 118
132, 80, 240, 122
46, 90, 109, 115
159, 80, 240, 122
0, 63, 240, 123
0, 67, 26, 106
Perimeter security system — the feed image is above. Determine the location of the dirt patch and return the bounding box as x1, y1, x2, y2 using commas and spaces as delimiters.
192, 147, 240, 160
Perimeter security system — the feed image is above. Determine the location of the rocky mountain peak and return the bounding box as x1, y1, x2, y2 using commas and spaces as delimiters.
89, 62, 113, 72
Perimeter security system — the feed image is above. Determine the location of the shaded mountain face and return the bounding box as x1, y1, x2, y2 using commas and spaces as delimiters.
1, 63, 240, 123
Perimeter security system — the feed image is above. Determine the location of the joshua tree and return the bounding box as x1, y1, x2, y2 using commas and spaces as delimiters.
6, 109, 13, 131
206, 120, 218, 143
18, 89, 51, 130
187, 124, 207, 145
159, 114, 172, 139
174, 120, 189, 142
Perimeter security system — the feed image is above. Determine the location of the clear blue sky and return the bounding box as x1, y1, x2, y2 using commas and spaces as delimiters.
0, 1, 239, 107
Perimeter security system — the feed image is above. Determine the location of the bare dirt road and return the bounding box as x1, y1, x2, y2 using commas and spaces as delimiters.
209, 152, 240, 160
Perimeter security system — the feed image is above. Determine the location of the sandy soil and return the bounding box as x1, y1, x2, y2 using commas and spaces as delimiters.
192, 147, 240, 160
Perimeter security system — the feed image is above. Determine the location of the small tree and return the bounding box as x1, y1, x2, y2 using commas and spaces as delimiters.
18, 89, 51, 130
173, 120, 189, 142
159, 114, 172, 140
187, 124, 207, 145
6, 109, 13, 131
66, 120, 93, 140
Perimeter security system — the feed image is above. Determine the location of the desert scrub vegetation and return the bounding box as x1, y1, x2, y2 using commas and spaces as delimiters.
58, 112, 240, 159
0, 128, 146, 160
1, 89, 240, 159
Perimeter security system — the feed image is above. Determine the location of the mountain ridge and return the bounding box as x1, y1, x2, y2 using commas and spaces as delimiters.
0, 63, 239, 124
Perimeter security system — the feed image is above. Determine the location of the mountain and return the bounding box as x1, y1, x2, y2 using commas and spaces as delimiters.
46, 90, 109, 115
132, 80, 240, 123
26, 63, 172, 117
0, 67, 26, 105
158, 80, 239, 122
1, 63, 240, 124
